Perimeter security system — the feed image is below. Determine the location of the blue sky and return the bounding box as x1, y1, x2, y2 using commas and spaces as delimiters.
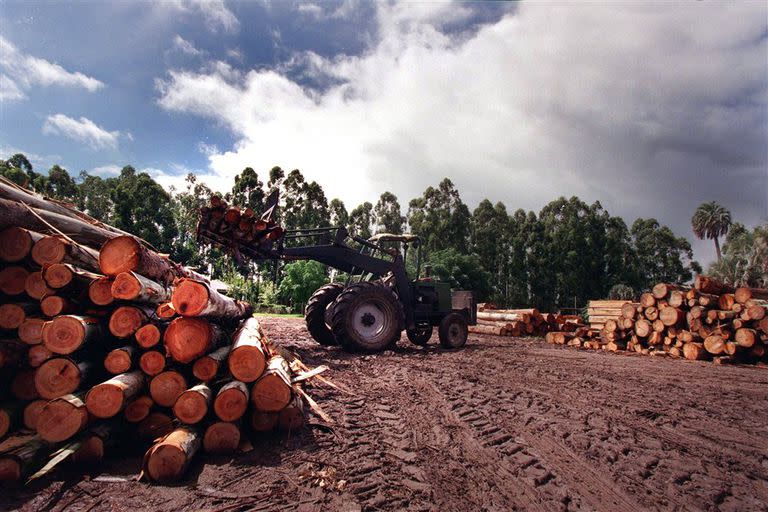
0, 1, 766, 265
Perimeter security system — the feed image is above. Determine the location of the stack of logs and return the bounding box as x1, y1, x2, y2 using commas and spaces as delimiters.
0, 180, 320, 484
471, 303, 584, 337
546, 277, 768, 364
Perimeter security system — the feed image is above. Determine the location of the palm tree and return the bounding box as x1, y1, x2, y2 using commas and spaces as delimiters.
692, 201, 732, 262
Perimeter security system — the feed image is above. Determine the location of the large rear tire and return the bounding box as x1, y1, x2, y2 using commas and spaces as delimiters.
438, 313, 468, 349
331, 282, 404, 352
305, 283, 344, 346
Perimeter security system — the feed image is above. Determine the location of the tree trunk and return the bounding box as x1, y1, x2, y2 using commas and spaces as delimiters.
111, 271, 171, 304
228, 318, 269, 382
213, 380, 249, 422
99, 235, 205, 286
43, 315, 102, 354
19, 317, 46, 345
203, 421, 240, 454
164, 317, 224, 364
108, 305, 152, 338
250, 411, 279, 432
0, 266, 29, 296
139, 350, 166, 377
192, 345, 231, 382
124, 395, 154, 423
31, 235, 100, 271
734, 287, 768, 304
36, 393, 89, 442
251, 356, 293, 412
469, 324, 506, 336
278, 394, 305, 431
25, 271, 55, 300
171, 278, 253, 320
86, 371, 146, 419
34, 357, 91, 399
173, 383, 213, 424
88, 276, 115, 306
149, 370, 188, 407
714, 236, 721, 262
143, 426, 201, 482
137, 412, 174, 439
104, 346, 137, 374
0, 227, 45, 263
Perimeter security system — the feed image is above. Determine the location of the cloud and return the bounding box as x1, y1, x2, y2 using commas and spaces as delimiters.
155, 2, 768, 264
91, 165, 123, 176
0, 145, 62, 169
161, 0, 239, 34
42, 114, 123, 150
172, 35, 203, 56
0, 36, 104, 100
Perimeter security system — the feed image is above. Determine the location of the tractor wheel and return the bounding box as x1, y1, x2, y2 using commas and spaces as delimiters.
305, 283, 344, 346
331, 282, 404, 353
438, 313, 468, 349
407, 326, 433, 346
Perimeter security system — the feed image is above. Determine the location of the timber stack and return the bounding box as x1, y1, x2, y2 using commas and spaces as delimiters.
545, 277, 768, 364
0, 177, 324, 484
471, 303, 585, 337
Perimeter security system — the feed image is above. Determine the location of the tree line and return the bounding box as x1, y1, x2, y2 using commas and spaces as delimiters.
2, 154, 765, 311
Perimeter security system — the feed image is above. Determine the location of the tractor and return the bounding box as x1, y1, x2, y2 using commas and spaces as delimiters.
197, 192, 476, 353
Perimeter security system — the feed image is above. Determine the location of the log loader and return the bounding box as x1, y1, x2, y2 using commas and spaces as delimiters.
197, 192, 476, 352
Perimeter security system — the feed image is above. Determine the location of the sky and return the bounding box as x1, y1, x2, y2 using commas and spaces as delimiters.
0, 0, 766, 266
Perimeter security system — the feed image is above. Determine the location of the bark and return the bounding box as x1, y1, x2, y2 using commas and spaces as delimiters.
251, 356, 293, 412
228, 318, 269, 382
31, 235, 100, 271
111, 271, 171, 304
43, 315, 102, 354
143, 426, 201, 482
171, 278, 252, 320
164, 317, 224, 363
0, 439, 50, 482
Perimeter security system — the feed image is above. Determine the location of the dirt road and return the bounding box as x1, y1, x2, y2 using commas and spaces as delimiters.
4, 316, 768, 511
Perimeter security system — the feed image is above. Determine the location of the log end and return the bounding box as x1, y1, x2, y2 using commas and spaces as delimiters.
86, 383, 125, 419
37, 396, 88, 442
88, 277, 115, 306
137, 412, 174, 439
25, 271, 53, 300
31, 236, 66, 266
40, 296, 67, 318
149, 371, 187, 408
228, 346, 266, 383
0, 303, 26, 330
0, 457, 21, 481
203, 422, 240, 454
250, 411, 278, 432
0, 226, 33, 263
43, 316, 85, 354
170, 279, 209, 317
34, 357, 81, 399
251, 374, 292, 412
43, 263, 73, 289
19, 317, 46, 345
0, 266, 29, 295
135, 324, 161, 348
192, 357, 218, 382
104, 348, 132, 374
213, 387, 248, 422
99, 236, 141, 276
173, 391, 208, 424
23, 399, 47, 430
111, 272, 141, 300
146, 444, 187, 482
139, 351, 166, 377
164, 317, 212, 364
109, 306, 146, 338
124, 396, 154, 423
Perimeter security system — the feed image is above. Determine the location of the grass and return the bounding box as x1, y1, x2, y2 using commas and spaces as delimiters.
253, 312, 303, 318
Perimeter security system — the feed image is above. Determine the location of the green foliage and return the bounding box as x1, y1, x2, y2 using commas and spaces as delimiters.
631, 218, 698, 288
280, 169, 330, 230
329, 198, 349, 228
229, 167, 265, 210
374, 191, 405, 234
692, 201, 732, 261
220, 268, 261, 305
608, 284, 635, 300
707, 222, 768, 287
408, 178, 471, 254
277, 260, 329, 308
427, 248, 492, 300
349, 202, 374, 238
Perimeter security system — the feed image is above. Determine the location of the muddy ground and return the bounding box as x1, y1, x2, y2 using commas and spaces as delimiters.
3, 316, 768, 512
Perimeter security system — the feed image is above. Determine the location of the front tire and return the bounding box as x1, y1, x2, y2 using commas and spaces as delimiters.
305, 283, 344, 346
407, 326, 433, 346
331, 282, 403, 352
438, 313, 468, 349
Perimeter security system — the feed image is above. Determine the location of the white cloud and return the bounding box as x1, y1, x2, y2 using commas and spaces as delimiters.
160, 0, 239, 33
172, 35, 203, 56
0, 36, 104, 100
42, 114, 123, 150
91, 165, 122, 176
155, 2, 768, 264
0, 145, 61, 169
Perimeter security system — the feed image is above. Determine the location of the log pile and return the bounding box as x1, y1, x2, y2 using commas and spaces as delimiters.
0, 183, 327, 485
471, 304, 585, 337
546, 277, 768, 364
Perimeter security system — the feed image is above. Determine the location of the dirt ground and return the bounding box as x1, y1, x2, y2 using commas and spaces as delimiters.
3, 316, 768, 512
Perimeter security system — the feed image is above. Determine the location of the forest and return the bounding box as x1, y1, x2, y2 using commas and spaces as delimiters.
1, 153, 765, 312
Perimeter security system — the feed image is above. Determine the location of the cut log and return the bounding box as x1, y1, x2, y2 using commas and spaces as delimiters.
192, 345, 230, 382
278, 394, 304, 430
156, 302, 176, 319
36, 393, 89, 442
164, 317, 224, 364
137, 412, 174, 439
697, 293, 718, 307
203, 422, 240, 454
108, 305, 150, 338
734, 287, 768, 304
683, 342, 707, 361
25, 271, 54, 300
31, 235, 99, 271
634, 319, 651, 338
0, 266, 29, 295
139, 351, 166, 376
11, 370, 38, 400
22, 399, 47, 430
718, 294, 736, 311
173, 383, 212, 424
0, 439, 50, 481
250, 411, 279, 432
213, 380, 249, 422
0, 303, 36, 330
251, 356, 292, 412
34, 357, 91, 399
652, 283, 680, 299
659, 307, 685, 327
477, 311, 528, 323
744, 302, 766, 321
171, 278, 253, 320
704, 335, 726, 355
0, 402, 22, 438
135, 323, 163, 349
43, 315, 101, 354
149, 370, 188, 407
469, 324, 506, 336
104, 346, 137, 374
71, 423, 120, 464
40, 295, 76, 317
0, 227, 44, 263
124, 395, 154, 423
668, 290, 687, 308
620, 303, 637, 319
88, 277, 115, 306
695, 275, 734, 295
644, 306, 658, 321
228, 318, 268, 383
0, 340, 23, 367
99, 235, 202, 285
111, 272, 170, 304
143, 426, 201, 482
640, 293, 655, 308
86, 371, 146, 419
43, 263, 101, 291
18, 317, 46, 345
759, 318, 768, 334
734, 328, 757, 348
